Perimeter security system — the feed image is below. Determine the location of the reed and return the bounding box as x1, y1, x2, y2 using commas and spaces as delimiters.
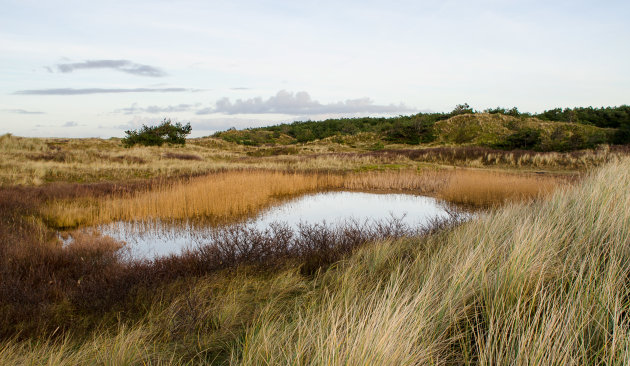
439, 169, 565, 207
342, 169, 450, 193
43, 169, 570, 228
44, 170, 344, 228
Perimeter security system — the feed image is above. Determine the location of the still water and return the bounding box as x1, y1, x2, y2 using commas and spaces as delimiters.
93, 191, 451, 259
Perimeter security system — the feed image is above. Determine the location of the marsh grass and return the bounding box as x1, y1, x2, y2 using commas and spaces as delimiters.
43, 171, 344, 228
1, 158, 628, 364
43, 168, 568, 229
342, 169, 450, 193
439, 169, 564, 207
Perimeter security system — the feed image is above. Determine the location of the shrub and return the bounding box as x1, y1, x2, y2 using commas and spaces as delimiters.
122, 119, 191, 147
450, 103, 474, 116
494, 127, 542, 150
613, 125, 630, 144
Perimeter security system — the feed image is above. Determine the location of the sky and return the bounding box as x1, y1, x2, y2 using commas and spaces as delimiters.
1, 0, 629, 138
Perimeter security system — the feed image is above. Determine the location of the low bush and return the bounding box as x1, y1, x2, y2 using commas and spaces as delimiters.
122, 119, 191, 147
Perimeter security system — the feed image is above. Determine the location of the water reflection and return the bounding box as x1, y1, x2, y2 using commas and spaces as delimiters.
94, 191, 452, 259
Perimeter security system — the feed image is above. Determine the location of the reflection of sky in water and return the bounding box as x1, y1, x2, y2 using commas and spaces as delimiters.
95, 192, 451, 259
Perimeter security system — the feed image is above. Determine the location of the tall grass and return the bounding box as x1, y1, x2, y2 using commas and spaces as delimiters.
350, 144, 628, 169
44, 171, 343, 228
342, 169, 450, 193
1, 158, 628, 364
234, 157, 630, 364
439, 169, 563, 207
43, 168, 568, 228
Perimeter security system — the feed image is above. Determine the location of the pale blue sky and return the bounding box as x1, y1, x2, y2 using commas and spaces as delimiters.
1, 0, 628, 137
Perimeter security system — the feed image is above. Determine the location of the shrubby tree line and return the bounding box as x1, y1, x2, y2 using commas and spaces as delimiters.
125, 105, 629, 150
122, 119, 192, 147
213, 104, 630, 150
487, 105, 630, 144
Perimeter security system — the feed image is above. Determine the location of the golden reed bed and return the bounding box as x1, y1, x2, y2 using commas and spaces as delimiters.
43, 169, 568, 229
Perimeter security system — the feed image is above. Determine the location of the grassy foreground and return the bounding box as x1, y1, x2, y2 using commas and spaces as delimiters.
1, 159, 628, 363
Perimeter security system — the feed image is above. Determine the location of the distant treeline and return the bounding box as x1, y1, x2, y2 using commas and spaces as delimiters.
489, 105, 630, 130
213, 104, 630, 149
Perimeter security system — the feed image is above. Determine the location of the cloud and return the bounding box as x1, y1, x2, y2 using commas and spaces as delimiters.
3, 109, 45, 114
35, 121, 83, 128
196, 90, 414, 115
195, 107, 215, 115
52, 60, 166, 77
190, 117, 275, 132
14, 87, 192, 95
114, 103, 198, 115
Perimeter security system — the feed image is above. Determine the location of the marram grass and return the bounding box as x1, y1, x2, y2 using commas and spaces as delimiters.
235, 157, 630, 365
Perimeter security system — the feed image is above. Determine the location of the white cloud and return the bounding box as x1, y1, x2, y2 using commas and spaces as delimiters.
15, 88, 192, 95
197, 90, 414, 115
114, 103, 198, 114
53, 59, 166, 77
2, 109, 45, 114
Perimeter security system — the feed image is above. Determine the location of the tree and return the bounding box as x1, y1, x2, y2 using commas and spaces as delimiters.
122, 119, 192, 147
450, 103, 474, 116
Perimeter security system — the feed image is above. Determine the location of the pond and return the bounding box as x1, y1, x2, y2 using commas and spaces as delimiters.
82, 191, 454, 259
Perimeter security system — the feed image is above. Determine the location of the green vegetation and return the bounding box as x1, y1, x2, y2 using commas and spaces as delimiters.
122, 119, 192, 147
213, 113, 445, 146
433, 114, 613, 151
213, 104, 630, 149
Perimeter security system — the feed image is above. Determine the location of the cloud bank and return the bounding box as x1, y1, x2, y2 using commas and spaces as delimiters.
52, 60, 166, 77
3, 109, 45, 114
115, 103, 197, 114
196, 90, 414, 115
15, 87, 191, 95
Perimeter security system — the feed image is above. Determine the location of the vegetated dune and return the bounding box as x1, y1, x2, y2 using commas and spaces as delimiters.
1, 161, 628, 364
433, 113, 614, 148
213, 112, 618, 152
